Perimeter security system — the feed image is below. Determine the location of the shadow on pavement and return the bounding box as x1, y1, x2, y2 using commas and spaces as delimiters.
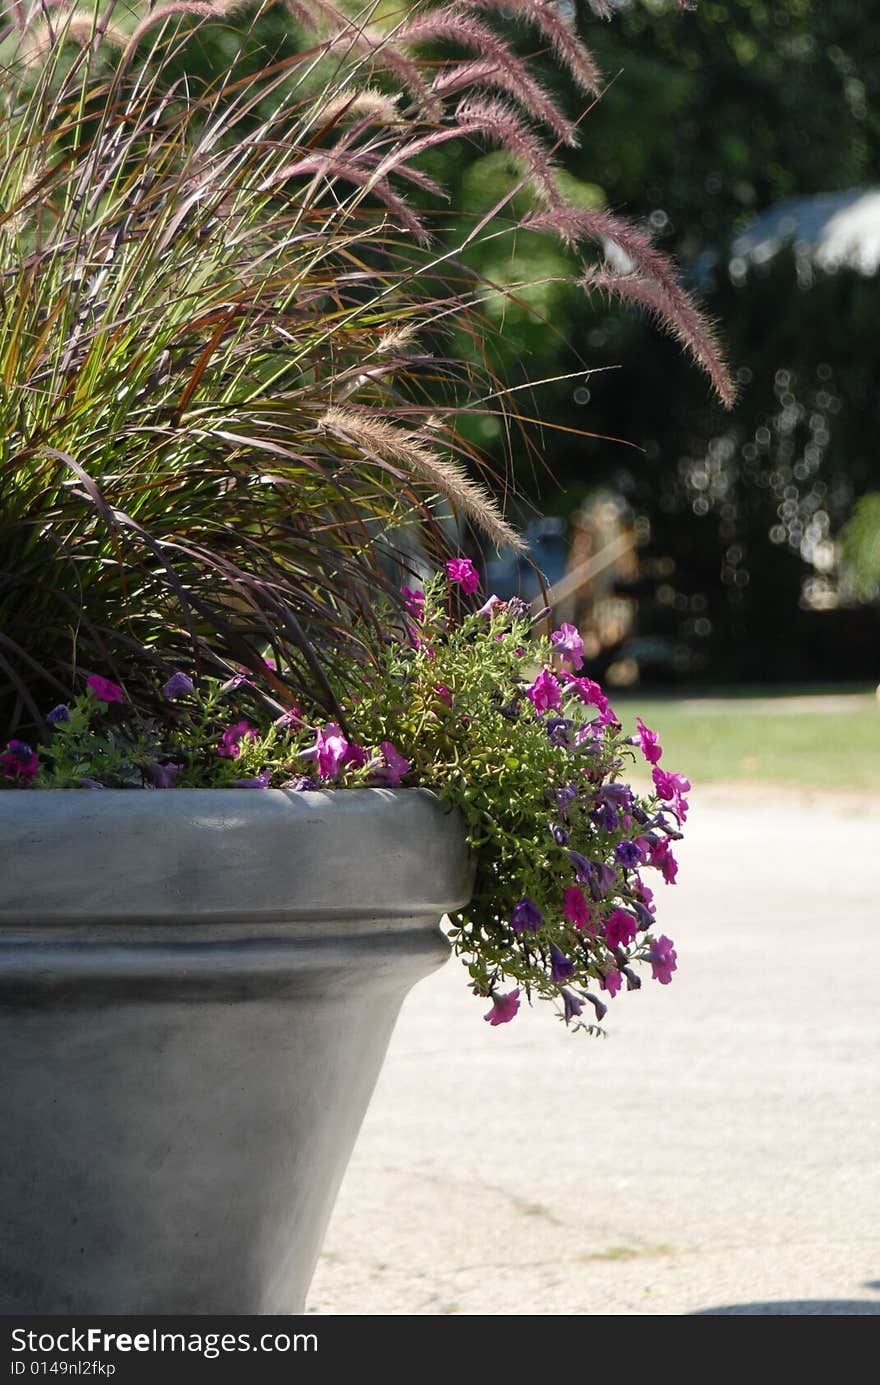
693, 1300, 880, 1316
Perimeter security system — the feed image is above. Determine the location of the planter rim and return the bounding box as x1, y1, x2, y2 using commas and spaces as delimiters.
0, 786, 473, 925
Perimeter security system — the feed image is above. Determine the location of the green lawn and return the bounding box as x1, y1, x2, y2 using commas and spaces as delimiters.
612, 686, 879, 793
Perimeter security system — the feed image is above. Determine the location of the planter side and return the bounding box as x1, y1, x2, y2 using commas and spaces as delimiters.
0, 789, 472, 1314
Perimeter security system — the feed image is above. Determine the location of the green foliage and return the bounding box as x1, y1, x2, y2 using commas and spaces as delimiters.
840, 494, 880, 603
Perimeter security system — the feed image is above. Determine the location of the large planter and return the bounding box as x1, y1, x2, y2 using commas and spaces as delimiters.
0, 787, 471, 1314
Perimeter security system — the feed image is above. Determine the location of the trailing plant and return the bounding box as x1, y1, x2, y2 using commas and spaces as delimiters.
3, 561, 688, 1034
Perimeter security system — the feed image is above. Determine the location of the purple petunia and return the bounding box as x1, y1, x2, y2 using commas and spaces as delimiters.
555, 782, 578, 813
544, 716, 573, 746
550, 623, 584, 670
234, 769, 273, 789
510, 897, 543, 933
567, 850, 593, 884
162, 672, 195, 701
549, 942, 576, 983
615, 839, 645, 868
561, 988, 585, 1024
46, 705, 70, 725
147, 761, 182, 789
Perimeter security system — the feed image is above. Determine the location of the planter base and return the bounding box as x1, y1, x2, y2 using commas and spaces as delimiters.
0, 789, 471, 1313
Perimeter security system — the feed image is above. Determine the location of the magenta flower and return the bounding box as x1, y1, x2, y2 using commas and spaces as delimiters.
561, 988, 585, 1024
652, 767, 691, 822
599, 968, 623, 998
649, 838, 679, 884
561, 674, 610, 716
526, 668, 562, 713
649, 935, 678, 984
550, 623, 584, 670
446, 557, 480, 594
401, 586, 425, 621
1, 740, 39, 781
562, 886, 591, 930
298, 723, 349, 778
86, 675, 123, 704
217, 720, 259, 760
147, 761, 182, 789
435, 684, 452, 707
549, 943, 575, 983
632, 874, 656, 913
484, 988, 521, 1026
162, 672, 195, 701
510, 898, 543, 933
635, 716, 663, 765
342, 742, 369, 770
373, 741, 410, 787
605, 908, 637, 949
476, 593, 503, 617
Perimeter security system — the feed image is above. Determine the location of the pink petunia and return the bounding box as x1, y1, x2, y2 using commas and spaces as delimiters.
401, 586, 425, 621
217, 720, 259, 760
445, 557, 480, 595
484, 988, 521, 1026
599, 968, 623, 998
561, 673, 617, 725
298, 723, 350, 779
649, 838, 679, 885
635, 716, 663, 765
476, 593, 503, 617
1, 740, 39, 781
526, 668, 562, 713
605, 908, 638, 949
649, 935, 678, 985
652, 766, 691, 823
376, 741, 410, 787
86, 675, 124, 704
562, 886, 592, 930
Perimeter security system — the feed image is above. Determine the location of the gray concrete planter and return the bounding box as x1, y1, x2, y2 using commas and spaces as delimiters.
0, 787, 472, 1314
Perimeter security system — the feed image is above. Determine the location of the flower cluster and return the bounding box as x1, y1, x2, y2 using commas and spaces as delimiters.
2, 560, 688, 1034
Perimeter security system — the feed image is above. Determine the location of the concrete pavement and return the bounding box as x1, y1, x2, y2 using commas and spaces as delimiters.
305, 788, 880, 1315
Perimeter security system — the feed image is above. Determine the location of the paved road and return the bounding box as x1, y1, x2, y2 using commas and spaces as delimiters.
305, 790, 880, 1316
